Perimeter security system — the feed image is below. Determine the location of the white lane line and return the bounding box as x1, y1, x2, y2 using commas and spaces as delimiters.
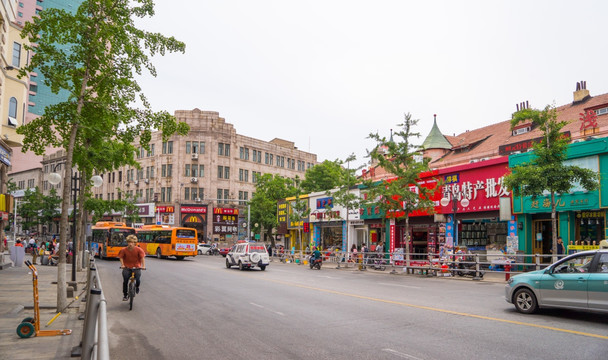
383, 348, 424, 360
251, 302, 284, 316
379, 282, 421, 289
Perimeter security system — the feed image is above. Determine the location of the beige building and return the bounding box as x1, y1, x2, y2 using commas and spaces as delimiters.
89, 109, 318, 242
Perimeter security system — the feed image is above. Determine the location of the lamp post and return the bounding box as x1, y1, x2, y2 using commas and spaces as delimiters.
440, 195, 469, 248
48, 165, 103, 281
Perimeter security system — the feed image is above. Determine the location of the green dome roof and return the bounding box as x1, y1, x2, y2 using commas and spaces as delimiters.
422, 115, 452, 150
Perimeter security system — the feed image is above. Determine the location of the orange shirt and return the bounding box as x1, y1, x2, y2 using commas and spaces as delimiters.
118, 246, 145, 268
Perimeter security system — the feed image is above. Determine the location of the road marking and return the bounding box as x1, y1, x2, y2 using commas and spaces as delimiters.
383, 349, 424, 360
250, 302, 284, 316
379, 282, 421, 289
259, 277, 608, 340
250, 302, 264, 308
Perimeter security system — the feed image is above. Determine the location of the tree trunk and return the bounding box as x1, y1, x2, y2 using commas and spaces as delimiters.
77, 169, 87, 272
57, 124, 79, 311
405, 215, 410, 267
551, 192, 558, 263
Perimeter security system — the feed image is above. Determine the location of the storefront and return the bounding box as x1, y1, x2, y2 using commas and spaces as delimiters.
180, 204, 207, 242
309, 192, 346, 252
285, 195, 311, 251
512, 138, 608, 256
437, 157, 511, 255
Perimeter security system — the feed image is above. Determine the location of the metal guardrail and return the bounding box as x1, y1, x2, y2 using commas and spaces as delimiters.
271, 249, 556, 279
75, 255, 109, 360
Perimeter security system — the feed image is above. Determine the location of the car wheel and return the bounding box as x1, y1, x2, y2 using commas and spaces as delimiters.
198, 250, 202, 255
514, 288, 538, 314
226, 259, 231, 268
239, 261, 244, 271
156, 248, 162, 259
260, 265, 266, 271
176, 256, 184, 260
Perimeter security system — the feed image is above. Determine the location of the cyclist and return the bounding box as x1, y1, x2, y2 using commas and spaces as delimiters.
118, 235, 146, 301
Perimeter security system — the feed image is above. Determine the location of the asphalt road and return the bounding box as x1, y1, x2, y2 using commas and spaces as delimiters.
95, 255, 608, 360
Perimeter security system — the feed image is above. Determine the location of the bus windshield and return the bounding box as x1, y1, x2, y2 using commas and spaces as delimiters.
109, 229, 132, 246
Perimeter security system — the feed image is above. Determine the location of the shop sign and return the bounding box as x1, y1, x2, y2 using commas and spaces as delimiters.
155, 206, 175, 213
499, 131, 570, 156
519, 192, 599, 213
579, 211, 603, 219
277, 200, 288, 234
350, 220, 364, 226
213, 208, 238, 234
441, 163, 510, 213
0, 145, 11, 166
389, 219, 396, 253
316, 197, 333, 209
160, 214, 175, 225
181, 205, 207, 214
135, 203, 154, 217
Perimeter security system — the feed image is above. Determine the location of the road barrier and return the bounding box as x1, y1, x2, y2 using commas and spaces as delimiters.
73, 256, 109, 360
273, 249, 556, 280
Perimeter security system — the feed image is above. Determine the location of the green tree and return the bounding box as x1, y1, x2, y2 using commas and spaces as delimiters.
249, 174, 295, 247
14, 188, 61, 235
18, 0, 188, 311
365, 113, 437, 264
301, 159, 347, 193
85, 193, 141, 225
503, 105, 598, 261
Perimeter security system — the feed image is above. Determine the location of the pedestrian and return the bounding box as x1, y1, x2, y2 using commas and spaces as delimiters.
350, 244, 358, 262
267, 244, 273, 258
30, 239, 39, 264
557, 237, 565, 258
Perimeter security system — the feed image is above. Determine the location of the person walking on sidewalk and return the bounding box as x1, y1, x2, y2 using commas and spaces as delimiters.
118, 235, 146, 301
30, 239, 39, 265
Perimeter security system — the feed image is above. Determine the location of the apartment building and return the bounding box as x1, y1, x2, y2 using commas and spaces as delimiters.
88, 109, 318, 242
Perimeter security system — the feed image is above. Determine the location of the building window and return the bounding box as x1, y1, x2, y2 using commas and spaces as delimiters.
238, 191, 249, 203
269, 154, 273, 165
185, 164, 190, 177
12, 42, 21, 67
186, 142, 191, 154
199, 188, 204, 200
191, 187, 198, 200
218, 166, 223, 179
185, 187, 190, 201
199, 165, 204, 177
595, 107, 608, 116
252, 171, 260, 183
218, 143, 230, 157
162, 141, 173, 154
239, 169, 249, 182
193, 141, 203, 154
253, 150, 261, 163
8, 97, 18, 126
192, 164, 198, 177
147, 144, 154, 157
239, 147, 249, 160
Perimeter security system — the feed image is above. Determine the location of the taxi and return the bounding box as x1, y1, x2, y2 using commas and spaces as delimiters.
505, 242, 608, 314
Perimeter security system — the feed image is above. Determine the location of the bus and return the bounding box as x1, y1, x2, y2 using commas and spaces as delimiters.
136, 225, 198, 260
91, 222, 136, 259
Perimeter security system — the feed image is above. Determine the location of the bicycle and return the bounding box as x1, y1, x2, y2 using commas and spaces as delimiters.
121, 267, 145, 310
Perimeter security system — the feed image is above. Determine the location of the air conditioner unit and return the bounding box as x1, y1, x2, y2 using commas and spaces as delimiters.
191, 153, 199, 160
134, 180, 139, 185
191, 177, 198, 183
195, 197, 201, 202
144, 179, 149, 184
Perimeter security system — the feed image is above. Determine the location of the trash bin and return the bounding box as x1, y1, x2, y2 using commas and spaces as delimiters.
41, 255, 49, 265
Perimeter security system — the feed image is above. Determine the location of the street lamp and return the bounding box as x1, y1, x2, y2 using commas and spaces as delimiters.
48, 165, 103, 282
440, 195, 469, 247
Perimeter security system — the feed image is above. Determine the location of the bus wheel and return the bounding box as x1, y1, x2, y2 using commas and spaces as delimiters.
175, 256, 184, 260
156, 248, 163, 259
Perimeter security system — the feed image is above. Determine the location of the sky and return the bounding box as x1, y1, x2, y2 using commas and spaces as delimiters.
135, 0, 608, 169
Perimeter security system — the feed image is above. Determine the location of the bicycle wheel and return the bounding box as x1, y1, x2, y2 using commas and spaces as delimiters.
128, 280, 135, 310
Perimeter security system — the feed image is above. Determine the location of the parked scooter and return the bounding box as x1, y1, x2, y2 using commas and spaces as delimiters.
309, 256, 322, 270
371, 253, 386, 271
450, 257, 484, 278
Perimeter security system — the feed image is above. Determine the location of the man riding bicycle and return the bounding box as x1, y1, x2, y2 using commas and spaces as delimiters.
118, 235, 146, 301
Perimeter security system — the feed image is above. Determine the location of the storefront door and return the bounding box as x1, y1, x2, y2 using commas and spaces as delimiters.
532, 220, 552, 260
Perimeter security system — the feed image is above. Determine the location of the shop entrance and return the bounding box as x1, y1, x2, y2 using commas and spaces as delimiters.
532, 219, 553, 262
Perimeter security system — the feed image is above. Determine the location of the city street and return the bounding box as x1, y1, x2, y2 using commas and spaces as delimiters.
95, 256, 608, 360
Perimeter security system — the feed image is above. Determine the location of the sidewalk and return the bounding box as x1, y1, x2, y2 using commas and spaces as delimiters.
0, 252, 87, 360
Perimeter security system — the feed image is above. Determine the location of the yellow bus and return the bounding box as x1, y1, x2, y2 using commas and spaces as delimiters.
91, 222, 136, 259
136, 225, 198, 260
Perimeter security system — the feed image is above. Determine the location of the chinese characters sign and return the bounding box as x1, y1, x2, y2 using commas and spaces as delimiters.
212, 207, 239, 234
440, 163, 510, 213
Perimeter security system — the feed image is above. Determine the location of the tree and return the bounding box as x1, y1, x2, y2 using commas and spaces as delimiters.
301, 159, 348, 193
503, 105, 598, 262
365, 113, 437, 265
85, 193, 141, 225
18, 0, 189, 311
15, 188, 61, 234
249, 174, 295, 246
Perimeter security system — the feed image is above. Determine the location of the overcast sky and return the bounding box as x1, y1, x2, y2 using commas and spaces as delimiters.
135, 0, 608, 169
